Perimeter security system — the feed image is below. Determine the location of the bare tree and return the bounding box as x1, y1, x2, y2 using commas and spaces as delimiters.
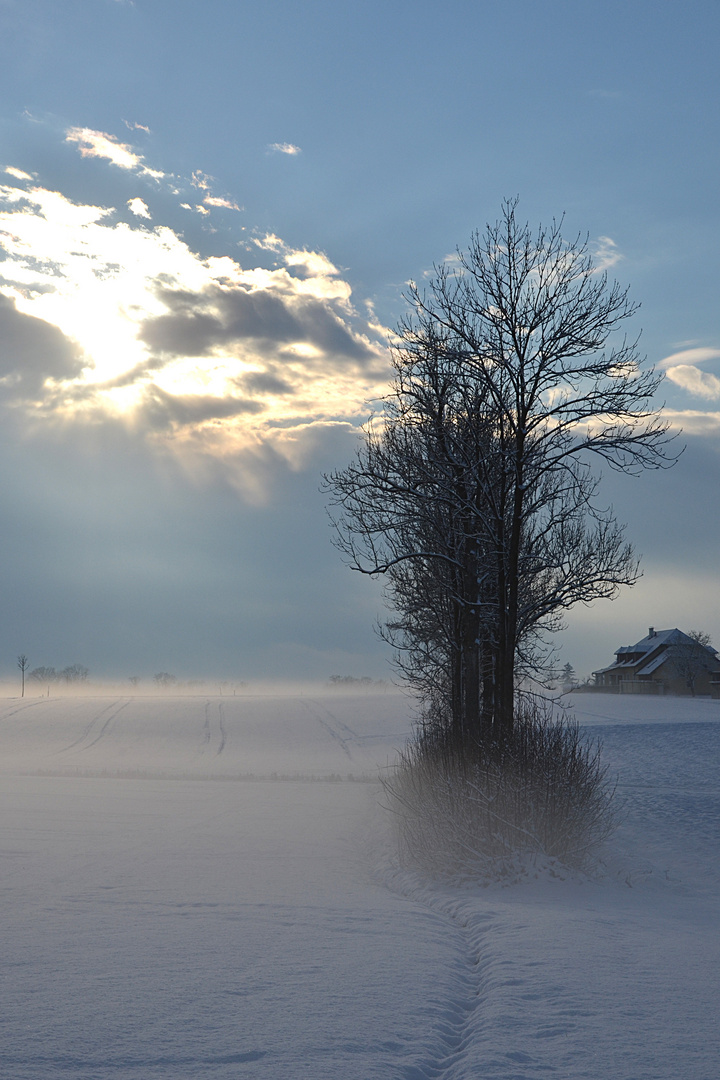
153, 672, 177, 688
29, 666, 58, 684
326, 200, 676, 740
17, 654, 29, 698
672, 631, 715, 697
61, 664, 89, 684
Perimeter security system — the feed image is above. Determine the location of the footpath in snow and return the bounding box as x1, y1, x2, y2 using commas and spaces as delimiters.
0, 688, 718, 1079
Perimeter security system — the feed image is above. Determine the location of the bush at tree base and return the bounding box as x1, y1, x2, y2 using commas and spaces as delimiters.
381, 699, 616, 880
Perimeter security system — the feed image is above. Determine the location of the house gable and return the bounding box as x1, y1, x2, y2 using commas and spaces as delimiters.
593, 628, 720, 696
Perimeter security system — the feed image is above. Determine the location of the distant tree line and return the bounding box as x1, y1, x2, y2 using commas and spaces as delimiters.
153, 672, 177, 687
327, 675, 388, 688
29, 664, 89, 684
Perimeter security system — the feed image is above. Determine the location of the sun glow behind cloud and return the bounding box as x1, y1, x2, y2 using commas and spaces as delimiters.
3, 123, 715, 508
0, 147, 390, 485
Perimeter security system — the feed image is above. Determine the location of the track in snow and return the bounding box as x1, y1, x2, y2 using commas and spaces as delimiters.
201, 700, 227, 756
302, 697, 358, 760
57, 700, 130, 753
217, 702, 227, 754
383, 868, 497, 1080
0, 699, 47, 722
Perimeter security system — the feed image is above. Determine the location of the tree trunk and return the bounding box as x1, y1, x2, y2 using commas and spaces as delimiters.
461, 604, 481, 739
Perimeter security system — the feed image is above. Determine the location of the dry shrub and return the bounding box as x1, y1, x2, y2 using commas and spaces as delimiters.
381, 699, 616, 879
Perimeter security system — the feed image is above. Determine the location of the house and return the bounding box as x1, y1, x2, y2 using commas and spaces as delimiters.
593, 627, 720, 697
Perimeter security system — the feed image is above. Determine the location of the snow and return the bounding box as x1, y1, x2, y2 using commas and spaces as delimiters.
1, 688, 718, 1078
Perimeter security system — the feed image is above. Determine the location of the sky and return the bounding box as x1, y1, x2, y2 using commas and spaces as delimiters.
0, 0, 718, 684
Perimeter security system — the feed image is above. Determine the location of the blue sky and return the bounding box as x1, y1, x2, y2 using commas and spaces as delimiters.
0, 0, 718, 682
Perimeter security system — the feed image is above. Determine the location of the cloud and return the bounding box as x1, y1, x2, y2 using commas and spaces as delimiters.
139, 283, 377, 364
659, 409, 720, 435
5, 166, 33, 181
0, 171, 390, 476
657, 346, 720, 370
0, 293, 86, 398
137, 385, 266, 429
241, 370, 293, 395
267, 143, 302, 156
664, 365, 720, 400
657, 346, 720, 403
592, 235, 622, 270
253, 233, 284, 252
251, 234, 345, 288
127, 197, 151, 219
65, 127, 165, 179
191, 171, 213, 191
284, 248, 339, 279
184, 171, 243, 214
203, 195, 242, 211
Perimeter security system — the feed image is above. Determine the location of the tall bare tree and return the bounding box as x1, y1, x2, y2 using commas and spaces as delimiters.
326, 200, 677, 739
17, 654, 29, 698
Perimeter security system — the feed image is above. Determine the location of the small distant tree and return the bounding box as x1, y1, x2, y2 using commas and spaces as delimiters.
153, 672, 177, 688
128, 676, 140, 688
673, 631, 714, 697
29, 666, 58, 684
561, 662, 577, 691
62, 664, 89, 684
17, 654, 29, 698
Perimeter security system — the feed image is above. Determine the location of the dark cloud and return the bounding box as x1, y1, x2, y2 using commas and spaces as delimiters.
139, 303, 223, 358
139, 284, 376, 364
139, 385, 265, 428
0, 294, 85, 395
240, 370, 294, 395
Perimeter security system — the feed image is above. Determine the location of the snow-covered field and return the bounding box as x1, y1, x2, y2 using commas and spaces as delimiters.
1, 688, 718, 1079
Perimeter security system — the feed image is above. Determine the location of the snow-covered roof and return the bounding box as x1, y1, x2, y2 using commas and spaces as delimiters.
593, 628, 720, 677
616, 628, 718, 660
593, 661, 637, 675
636, 651, 671, 676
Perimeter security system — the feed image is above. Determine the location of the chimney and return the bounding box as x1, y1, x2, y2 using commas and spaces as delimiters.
648, 627, 655, 638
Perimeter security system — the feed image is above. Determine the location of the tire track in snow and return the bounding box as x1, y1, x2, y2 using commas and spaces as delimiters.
301, 698, 356, 760
202, 702, 212, 748
0, 699, 47, 722
81, 700, 130, 750
216, 702, 226, 755
201, 701, 226, 755
58, 700, 127, 753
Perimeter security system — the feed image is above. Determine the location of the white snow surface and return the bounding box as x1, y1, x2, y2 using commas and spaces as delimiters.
1, 688, 718, 1079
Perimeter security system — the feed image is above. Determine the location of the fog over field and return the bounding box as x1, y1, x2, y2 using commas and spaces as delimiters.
1, 688, 718, 1079
1, 4, 719, 1077
0, 2, 719, 683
